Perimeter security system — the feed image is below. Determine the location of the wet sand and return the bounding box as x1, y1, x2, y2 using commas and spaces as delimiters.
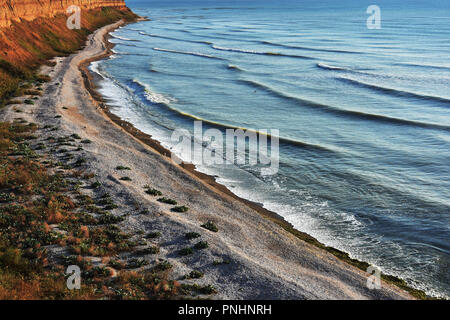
0, 20, 415, 300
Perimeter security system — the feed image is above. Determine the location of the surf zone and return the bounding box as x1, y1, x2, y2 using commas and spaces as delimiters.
170, 121, 280, 176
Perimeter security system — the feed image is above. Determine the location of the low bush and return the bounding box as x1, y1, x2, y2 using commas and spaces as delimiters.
157, 198, 177, 205
201, 221, 218, 233
171, 206, 189, 213
178, 247, 194, 256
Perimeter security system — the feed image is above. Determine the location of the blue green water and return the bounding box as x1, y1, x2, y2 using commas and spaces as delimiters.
91, 0, 450, 297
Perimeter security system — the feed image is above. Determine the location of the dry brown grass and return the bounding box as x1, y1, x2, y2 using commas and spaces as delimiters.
0, 270, 98, 300
0, 7, 137, 105
0, 121, 183, 300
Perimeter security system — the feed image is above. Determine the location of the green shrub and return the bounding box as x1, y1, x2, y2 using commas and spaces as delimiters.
184, 270, 204, 279
181, 283, 217, 295
152, 260, 172, 272
98, 214, 124, 225
127, 258, 149, 269
199, 285, 217, 295
74, 158, 86, 166
194, 241, 209, 250
201, 221, 218, 233
115, 166, 131, 171
213, 259, 231, 265
171, 206, 189, 213
157, 198, 177, 205
145, 188, 162, 196
179, 247, 194, 256
137, 246, 160, 255
185, 232, 201, 240
108, 259, 125, 270
91, 181, 101, 189
146, 232, 161, 239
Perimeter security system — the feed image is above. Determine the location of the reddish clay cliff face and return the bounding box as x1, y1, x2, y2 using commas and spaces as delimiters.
0, 0, 126, 27
0, 2, 135, 102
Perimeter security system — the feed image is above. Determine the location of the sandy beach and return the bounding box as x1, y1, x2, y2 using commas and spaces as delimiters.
0, 20, 416, 300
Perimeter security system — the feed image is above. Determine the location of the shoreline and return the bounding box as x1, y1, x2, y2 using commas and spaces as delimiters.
80, 18, 315, 254
0, 13, 426, 299
77, 19, 432, 299
80, 18, 352, 276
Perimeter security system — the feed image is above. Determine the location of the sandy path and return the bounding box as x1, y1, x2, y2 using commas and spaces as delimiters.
0, 20, 414, 300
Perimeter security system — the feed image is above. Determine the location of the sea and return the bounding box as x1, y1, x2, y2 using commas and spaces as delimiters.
89, 0, 450, 298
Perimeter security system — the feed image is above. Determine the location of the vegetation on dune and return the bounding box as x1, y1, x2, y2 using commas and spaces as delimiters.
185, 232, 201, 240
1, 2, 427, 301
194, 241, 209, 250
0, 122, 188, 299
0, 7, 138, 106
178, 247, 194, 256
201, 221, 218, 233
0, 5, 222, 300
146, 232, 161, 239
144, 187, 162, 196
183, 270, 204, 280
171, 205, 189, 213
157, 198, 177, 205
0, 121, 220, 299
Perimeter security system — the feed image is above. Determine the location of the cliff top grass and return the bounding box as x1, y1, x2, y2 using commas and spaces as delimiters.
0, 7, 137, 106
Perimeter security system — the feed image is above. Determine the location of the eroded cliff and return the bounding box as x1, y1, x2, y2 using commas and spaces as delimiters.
0, 1, 135, 103
0, 0, 126, 27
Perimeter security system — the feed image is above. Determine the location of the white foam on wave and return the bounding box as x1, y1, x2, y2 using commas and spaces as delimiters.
316, 62, 346, 71
111, 51, 129, 55
132, 79, 176, 105
89, 60, 115, 78
211, 44, 264, 54
153, 47, 218, 59
190, 157, 365, 254
89, 61, 103, 78
110, 34, 134, 41
339, 75, 450, 103
227, 64, 244, 71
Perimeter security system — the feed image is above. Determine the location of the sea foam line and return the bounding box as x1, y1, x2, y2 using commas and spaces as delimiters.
211, 44, 313, 59
153, 47, 223, 60
338, 76, 450, 105
132, 79, 175, 105
239, 78, 450, 131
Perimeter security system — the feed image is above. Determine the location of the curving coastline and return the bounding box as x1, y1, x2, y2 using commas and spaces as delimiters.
76, 19, 429, 299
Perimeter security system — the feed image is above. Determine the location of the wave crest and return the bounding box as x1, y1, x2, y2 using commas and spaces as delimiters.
211, 45, 313, 59
261, 41, 364, 54
338, 76, 450, 104
316, 63, 347, 71
110, 34, 141, 42
227, 64, 244, 71
239, 79, 450, 132
153, 47, 223, 60
132, 79, 175, 105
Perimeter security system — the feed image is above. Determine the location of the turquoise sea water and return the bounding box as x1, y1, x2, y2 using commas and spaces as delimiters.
91, 0, 450, 297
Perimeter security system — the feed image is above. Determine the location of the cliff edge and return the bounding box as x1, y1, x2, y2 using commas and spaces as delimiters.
0, 1, 135, 103
0, 0, 127, 28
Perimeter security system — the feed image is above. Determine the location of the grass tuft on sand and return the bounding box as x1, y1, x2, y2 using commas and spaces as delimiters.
0, 121, 185, 299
